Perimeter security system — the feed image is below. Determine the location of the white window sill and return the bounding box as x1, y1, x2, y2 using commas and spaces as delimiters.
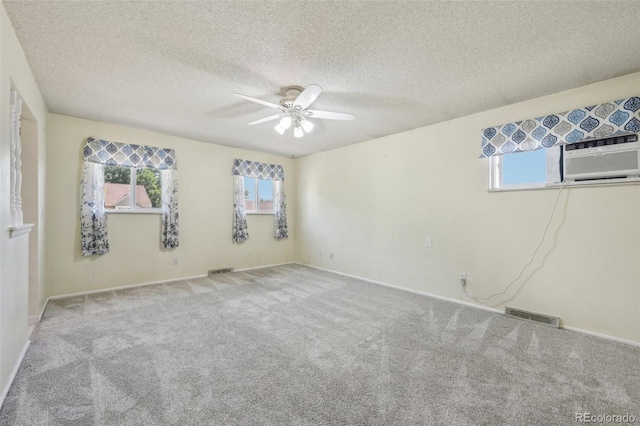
246, 212, 274, 215
106, 209, 162, 215
489, 177, 640, 192
9, 223, 35, 238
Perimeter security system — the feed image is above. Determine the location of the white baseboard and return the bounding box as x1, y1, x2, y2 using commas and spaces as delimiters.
302, 263, 640, 347
46, 261, 300, 302
563, 325, 640, 348
47, 273, 209, 301
303, 263, 502, 315
27, 299, 51, 325
235, 261, 299, 273
0, 340, 30, 410
38, 298, 48, 321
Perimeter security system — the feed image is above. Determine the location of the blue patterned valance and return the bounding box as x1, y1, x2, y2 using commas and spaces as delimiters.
83, 137, 177, 170
232, 159, 284, 181
480, 96, 640, 158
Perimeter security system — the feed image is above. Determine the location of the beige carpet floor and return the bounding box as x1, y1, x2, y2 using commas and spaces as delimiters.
0, 264, 638, 425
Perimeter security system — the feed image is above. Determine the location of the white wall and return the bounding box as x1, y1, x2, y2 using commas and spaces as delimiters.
0, 3, 47, 400
46, 114, 296, 297
295, 72, 640, 343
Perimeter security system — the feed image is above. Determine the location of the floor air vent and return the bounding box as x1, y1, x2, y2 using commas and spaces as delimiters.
208, 268, 233, 276
505, 306, 560, 328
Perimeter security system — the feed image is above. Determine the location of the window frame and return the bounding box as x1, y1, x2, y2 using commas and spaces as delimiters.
243, 176, 275, 215
489, 147, 562, 192
104, 165, 163, 214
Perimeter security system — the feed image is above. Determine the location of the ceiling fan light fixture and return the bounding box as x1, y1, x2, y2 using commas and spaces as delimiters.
236, 84, 355, 138
300, 119, 314, 134
280, 116, 292, 130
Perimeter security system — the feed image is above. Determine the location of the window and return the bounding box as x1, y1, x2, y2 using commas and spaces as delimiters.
243, 176, 274, 214
104, 165, 162, 212
490, 147, 562, 190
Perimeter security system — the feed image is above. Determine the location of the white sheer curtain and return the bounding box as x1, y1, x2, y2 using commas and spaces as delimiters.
232, 175, 249, 242
80, 162, 109, 256
274, 180, 288, 240
161, 169, 179, 248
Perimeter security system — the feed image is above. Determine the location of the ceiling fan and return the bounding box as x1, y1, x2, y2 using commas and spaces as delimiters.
234, 85, 355, 138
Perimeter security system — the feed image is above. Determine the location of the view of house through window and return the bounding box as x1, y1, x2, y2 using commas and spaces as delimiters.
104, 165, 162, 210
243, 176, 274, 213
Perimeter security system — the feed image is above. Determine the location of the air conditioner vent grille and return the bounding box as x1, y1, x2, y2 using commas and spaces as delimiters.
566, 151, 638, 175
505, 306, 560, 328
208, 268, 233, 276
563, 134, 640, 181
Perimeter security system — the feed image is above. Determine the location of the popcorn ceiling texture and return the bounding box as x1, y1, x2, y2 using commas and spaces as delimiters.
3, 1, 640, 157
0, 265, 639, 425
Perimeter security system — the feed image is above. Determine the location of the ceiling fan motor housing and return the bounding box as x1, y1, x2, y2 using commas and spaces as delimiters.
279, 86, 304, 108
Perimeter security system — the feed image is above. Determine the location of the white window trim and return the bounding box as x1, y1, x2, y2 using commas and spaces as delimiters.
105, 166, 163, 214
108, 209, 162, 214
489, 178, 640, 192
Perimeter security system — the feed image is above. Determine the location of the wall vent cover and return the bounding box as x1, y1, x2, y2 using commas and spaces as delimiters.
505, 306, 560, 328
208, 268, 233, 276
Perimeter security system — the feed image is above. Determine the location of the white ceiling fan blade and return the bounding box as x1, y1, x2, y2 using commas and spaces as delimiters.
306, 110, 355, 121
234, 93, 282, 110
294, 84, 322, 109
248, 115, 281, 125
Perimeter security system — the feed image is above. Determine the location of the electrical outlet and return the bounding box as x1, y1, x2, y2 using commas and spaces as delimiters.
173, 258, 179, 266
319, 252, 323, 258
425, 237, 432, 248
329, 253, 334, 260
459, 272, 466, 288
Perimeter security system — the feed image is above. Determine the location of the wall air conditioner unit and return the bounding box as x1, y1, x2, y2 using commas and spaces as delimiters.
563, 133, 640, 181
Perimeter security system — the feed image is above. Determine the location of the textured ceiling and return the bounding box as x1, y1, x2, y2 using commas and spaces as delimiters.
3, 1, 640, 157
